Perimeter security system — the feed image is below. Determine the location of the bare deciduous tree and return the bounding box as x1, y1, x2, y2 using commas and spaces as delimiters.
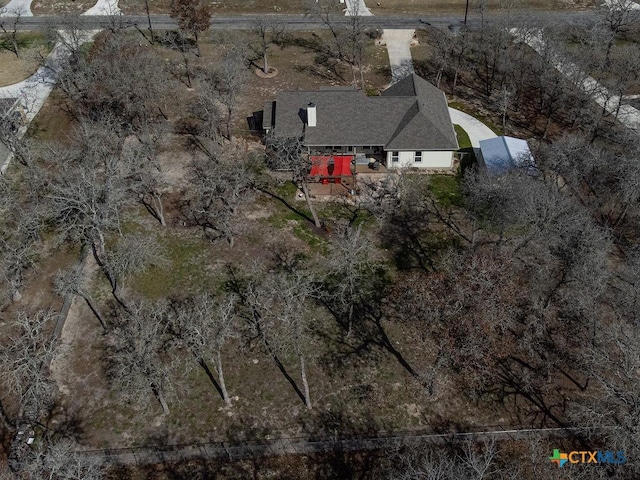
0, 9, 24, 58
54, 264, 108, 331
39, 117, 132, 305
203, 46, 249, 140
172, 293, 237, 406
106, 300, 175, 415
0, 309, 58, 457
104, 233, 167, 295
0, 176, 40, 306
232, 265, 319, 409
123, 133, 170, 227
18, 437, 105, 480
184, 149, 258, 247
308, 0, 370, 88
251, 18, 285, 75
57, 32, 172, 132
264, 133, 321, 228
0, 311, 57, 420
322, 223, 379, 336
385, 438, 503, 480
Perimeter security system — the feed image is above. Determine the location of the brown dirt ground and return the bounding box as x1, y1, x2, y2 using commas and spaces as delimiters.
46, 192, 507, 450
32, 28, 509, 455
220, 32, 392, 136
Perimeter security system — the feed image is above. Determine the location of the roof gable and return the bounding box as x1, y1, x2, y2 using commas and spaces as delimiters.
385, 101, 459, 150
382, 74, 459, 150
272, 75, 458, 151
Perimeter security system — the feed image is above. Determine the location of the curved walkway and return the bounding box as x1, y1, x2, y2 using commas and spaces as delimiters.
448, 108, 498, 148
0, 0, 33, 16
83, 0, 120, 16
343, 0, 372, 16
0, 1, 116, 173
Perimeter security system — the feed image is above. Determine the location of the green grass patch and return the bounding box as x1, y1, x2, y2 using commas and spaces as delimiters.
268, 208, 327, 252
266, 194, 328, 253
134, 231, 217, 299
318, 203, 375, 229
454, 124, 472, 149
0, 32, 48, 50
274, 180, 298, 200
428, 175, 463, 207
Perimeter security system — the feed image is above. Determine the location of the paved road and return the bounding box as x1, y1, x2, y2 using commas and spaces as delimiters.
513, 28, 640, 131
2, 11, 598, 32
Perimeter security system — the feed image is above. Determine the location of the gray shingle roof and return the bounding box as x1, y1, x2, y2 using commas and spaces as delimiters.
272, 74, 458, 151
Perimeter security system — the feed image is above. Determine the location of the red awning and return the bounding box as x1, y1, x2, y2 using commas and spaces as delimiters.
309, 155, 353, 178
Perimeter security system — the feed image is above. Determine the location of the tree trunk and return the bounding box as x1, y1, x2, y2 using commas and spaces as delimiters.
300, 181, 321, 228
10, 36, 19, 58
299, 354, 312, 410
0, 400, 15, 431
145, 0, 154, 44
226, 108, 233, 140
216, 350, 231, 406
143, 192, 166, 227
82, 294, 108, 331
151, 383, 170, 415
263, 51, 269, 74
154, 192, 166, 227
90, 234, 131, 314
180, 39, 192, 88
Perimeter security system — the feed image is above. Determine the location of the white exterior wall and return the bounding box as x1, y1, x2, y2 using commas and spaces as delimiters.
386, 150, 454, 169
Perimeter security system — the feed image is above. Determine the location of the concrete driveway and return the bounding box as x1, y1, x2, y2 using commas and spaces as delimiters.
0, 0, 33, 16
343, 0, 373, 16
83, 0, 120, 16
381, 29, 415, 85
448, 107, 498, 148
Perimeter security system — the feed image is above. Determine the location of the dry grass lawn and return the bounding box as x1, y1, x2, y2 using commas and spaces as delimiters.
0, 45, 50, 87
0, 51, 40, 87
370, 0, 595, 13
18, 29, 502, 454
31, 0, 95, 14
29, 0, 597, 14
119, 0, 311, 14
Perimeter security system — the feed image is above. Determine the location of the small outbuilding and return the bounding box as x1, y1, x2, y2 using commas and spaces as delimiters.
478, 136, 535, 175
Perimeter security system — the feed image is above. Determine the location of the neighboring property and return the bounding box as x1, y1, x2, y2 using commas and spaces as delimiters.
264, 74, 459, 171
478, 136, 535, 176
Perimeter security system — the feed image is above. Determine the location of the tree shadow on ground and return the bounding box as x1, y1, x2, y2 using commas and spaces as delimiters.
44, 400, 85, 443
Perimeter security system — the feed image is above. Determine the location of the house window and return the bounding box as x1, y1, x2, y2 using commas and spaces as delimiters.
391, 152, 399, 163
414, 151, 423, 163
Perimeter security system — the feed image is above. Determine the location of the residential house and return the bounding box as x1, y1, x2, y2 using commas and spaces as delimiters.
263, 74, 459, 171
